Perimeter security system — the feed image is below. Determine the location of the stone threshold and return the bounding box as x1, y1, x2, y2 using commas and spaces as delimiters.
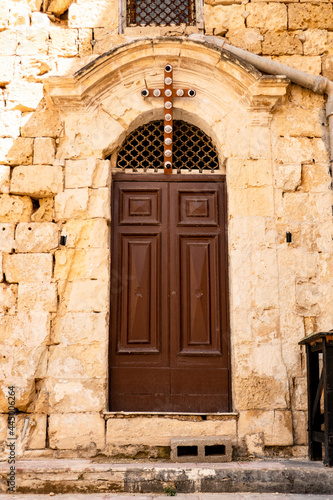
103, 412, 239, 419
0, 459, 332, 495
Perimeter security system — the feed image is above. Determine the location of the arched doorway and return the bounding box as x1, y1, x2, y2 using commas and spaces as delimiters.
109, 120, 231, 412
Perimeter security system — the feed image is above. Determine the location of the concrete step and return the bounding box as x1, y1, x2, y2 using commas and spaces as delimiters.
0, 459, 332, 495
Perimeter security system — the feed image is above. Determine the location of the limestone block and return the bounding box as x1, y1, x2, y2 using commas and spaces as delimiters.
49, 28, 78, 57
228, 187, 274, 217
0, 377, 38, 413
48, 345, 107, 378
283, 192, 331, 222
21, 108, 62, 138
322, 55, 333, 80
275, 164, 302, 191
65, 159, 111, 188
234, 375, 288, 411
92, 28, 119, 55
6, 82, 43, 112
52, 312, 108, 345
31, 198, 55, 222
33, 137, 56, 165
0, 166, 10, 194
30, 12, 51, 28
273, 99, 324, 137
0, 284, 17, 314
293, 411, 307, 446
0, 31, 17, 56
58, 279, 109, 312
15, 222, 59, 253
303, 29, 328, 56
11, 165, 63, 198
276, 137, 328, 164
16, 29, 49, 56
0, 194, 33, 222
48, 378, 106, 412
47, 0, 74, 17
9, 1, 30, 26
262, 32, 302, 56
54, 248, 109, 280
87, 188, 110, 219
301, 163, 331, 193
277, 248, 319, 280
27, 414, 47, 449
6, 137, 34, 165
0, 252, 2, 282
19, 55, 54, 81
288, 4, 333, 30
68, 0, 118, 28
78, 29, 93, 56
238, 410, 293, 446
228, 159, 271, 188
0, 2, 9, 29
0, 56, 16, 85
247, 3, 287, 30
61, 219, 109, 248
272, 55, 322, 77
0, 138, 14, 164
0, 311, 50, 347
106, 416, 237, 447
0, 111, 21, 138
319, 252, 333, 283
245, 433, 264, 458
204, 4, 245, 34
18, 282, 57, 312
0, 223, 15, 252
296, 280, 321, 315
225, 28, 262, 55
55, 188, 89, 220
49, 413, 105, 450
293, 378, 307, 411
4, 253, 53, 283
0, 414, 7, 442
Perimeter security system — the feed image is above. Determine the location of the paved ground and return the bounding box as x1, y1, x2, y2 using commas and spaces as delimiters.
1, 494, 333, 499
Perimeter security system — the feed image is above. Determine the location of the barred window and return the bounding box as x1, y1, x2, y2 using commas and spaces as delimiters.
126, 0, 196, 27
113, 120, 220, 173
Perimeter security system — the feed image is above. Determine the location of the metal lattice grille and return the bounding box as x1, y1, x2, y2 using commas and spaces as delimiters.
127, 0, 196, 27
115, 120, 220, 173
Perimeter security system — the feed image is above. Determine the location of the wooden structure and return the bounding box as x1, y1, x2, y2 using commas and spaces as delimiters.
299, 330, 333, 466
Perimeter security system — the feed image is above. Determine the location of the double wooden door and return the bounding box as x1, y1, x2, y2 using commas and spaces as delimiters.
110, 175, 230, 412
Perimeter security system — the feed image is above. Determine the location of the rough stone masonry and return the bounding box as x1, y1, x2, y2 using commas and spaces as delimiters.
0, 0, 332, 462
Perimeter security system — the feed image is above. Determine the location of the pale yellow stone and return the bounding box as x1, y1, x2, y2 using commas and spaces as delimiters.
238, 410, 293, 446
58, 279, 109, 312
48, 378, 106, 412
228, 187, 274, 217
293, 378, 307, 411
296, 280, 321, 316
204, 4, 245, 34
276, 137, 328, 164
0, 56, 16, 85
245, 433, 264, 458
303, 29, 328, 56
68, 0, 118, 28
106, 416, 237, 446
225, 29, 262, 55
319, 252, 333, 282
288, 4, 333, 30
11, 165, 63, 198
30, 12, 51, 28
65, 159, 111, 188
54, 248, 109, 280
78, 28, 93, 56
91, 28, 118, 54
15, 222, 59, 252
27, 414, 47, 449
0, 194, 33, 222
52, 312, 108, 345
322, 55, 333, 80
5, 81, 43, 112
87, 188, 111, 219
0, 110, 21, 138
18, 282, 57, 312
275, 164, 302, 191
19, 55, 53, 81
55, 188, 89, 220
262, 32, 302, 56
0, 223, 15, 252
48, 345, 106, 378
247, 3, 287, 30
301, 163, 331, 193
277, 248, 319, 280
228, 159, 271, 188
0, 284, 17, 315
0, 2, 9, 29
9, 1, 30, 27
33, 137, 56, 165
273, 99, 324, 137
6, 137, 34, 165
49, 413, 105, 450
272, 55, 322, 77
0, 311, 50, 346
4, 253, 53, 283
21, 108, 62, 138
0, 166, 10, 194
0, 31, 17, 56
47, 0, 74, 17
0, 414, 7, 442
31, 198, 55, 222
49, 28, 78, 57
16, 29, 49, 56
61, 219, 109, 248
293, 411, 307, 446
0, 138, 14, 164
283, 192, 331, 222
0, 376, 39, 413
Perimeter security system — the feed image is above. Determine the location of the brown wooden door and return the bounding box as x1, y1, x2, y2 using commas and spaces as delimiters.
110, 174, 230, 412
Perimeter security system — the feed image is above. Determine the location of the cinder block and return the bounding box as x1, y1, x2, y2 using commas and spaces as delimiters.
170, 436, 232, 463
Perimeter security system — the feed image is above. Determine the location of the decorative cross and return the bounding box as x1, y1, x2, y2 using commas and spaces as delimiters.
141, 64, 196, 174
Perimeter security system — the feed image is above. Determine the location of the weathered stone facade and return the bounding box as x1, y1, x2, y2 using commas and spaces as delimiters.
0, 0, 332, 461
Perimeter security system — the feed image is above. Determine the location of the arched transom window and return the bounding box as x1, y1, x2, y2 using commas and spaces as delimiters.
114, 120, 220, 173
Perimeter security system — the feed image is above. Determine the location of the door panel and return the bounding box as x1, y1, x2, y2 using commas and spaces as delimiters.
110, 177, 230, 412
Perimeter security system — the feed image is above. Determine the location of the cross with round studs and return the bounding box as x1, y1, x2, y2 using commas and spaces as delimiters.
141, 64, 196, 174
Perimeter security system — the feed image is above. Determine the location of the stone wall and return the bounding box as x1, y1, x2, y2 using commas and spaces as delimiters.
0, 0, 332, 461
